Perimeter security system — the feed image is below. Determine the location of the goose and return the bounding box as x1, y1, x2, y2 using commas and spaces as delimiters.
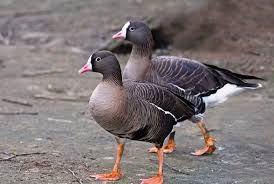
78, 50, 196, 183
112, 21, 264, 155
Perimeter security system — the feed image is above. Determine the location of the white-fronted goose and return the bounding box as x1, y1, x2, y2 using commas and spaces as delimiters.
78, 50, 195, 183
112, 21, 264, 155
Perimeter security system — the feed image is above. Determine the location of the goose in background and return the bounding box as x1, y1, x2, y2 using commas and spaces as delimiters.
112, 21, 264, 155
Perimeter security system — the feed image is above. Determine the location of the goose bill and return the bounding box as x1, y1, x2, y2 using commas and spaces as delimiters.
79, 62, 92, 74
112, 31, 125, 39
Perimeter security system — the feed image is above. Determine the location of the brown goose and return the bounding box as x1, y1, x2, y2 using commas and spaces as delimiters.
78, 50, 195, 183
112, 21, 264, 155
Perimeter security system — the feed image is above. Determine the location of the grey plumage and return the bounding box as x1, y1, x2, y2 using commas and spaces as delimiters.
110, 20, 264, 156
84, 51, 195, 147
123, 79, 195, 121
120, 21, 263, 111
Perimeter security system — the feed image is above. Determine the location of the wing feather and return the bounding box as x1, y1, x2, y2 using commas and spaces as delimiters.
149, 56, 225, 96
123, 80, 195, 121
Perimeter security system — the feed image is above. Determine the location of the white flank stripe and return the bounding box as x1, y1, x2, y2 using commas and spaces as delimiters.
149, 102, 177, 121
203, 84, 245, 108
171, 83, 186, 92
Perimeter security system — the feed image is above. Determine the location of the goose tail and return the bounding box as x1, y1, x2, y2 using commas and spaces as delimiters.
203, 63, 265, 89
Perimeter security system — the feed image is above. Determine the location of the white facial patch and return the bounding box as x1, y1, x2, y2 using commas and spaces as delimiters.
84, 54, 93, 69
120, 21, 130, 38
87, 54, 93, 63
86, 59, 92, 68
78, 55, 93, 74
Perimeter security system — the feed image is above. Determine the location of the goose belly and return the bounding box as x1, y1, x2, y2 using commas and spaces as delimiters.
202, 84, 245, 108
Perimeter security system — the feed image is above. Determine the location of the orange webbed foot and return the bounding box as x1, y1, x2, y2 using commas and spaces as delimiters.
91, 171, 122, 181
141, 175, 163, 184
191, 136, 216, 156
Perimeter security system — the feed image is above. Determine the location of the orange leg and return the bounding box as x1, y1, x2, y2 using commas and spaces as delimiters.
91, 143, 124, 181
141, 147, 164, 184
191, 121, 216, 156
149, 132, 176, 154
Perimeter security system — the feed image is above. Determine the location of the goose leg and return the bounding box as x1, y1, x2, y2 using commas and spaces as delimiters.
149, 131, 176, 154
141, 147, 164, 184
191, 121, 216, 156
91, 138, 125, 181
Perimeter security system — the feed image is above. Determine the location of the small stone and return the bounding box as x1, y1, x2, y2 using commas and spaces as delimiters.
28, 167, 40, 173
103, 157, 114, 160
218, 146, 224, 151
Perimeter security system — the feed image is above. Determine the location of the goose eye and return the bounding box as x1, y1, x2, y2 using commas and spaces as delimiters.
95, 57, 101, 62
129, 26, 135, 32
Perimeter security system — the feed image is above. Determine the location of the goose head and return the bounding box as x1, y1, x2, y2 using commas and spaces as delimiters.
79, 51, 122, 83
112, 21, 153, 46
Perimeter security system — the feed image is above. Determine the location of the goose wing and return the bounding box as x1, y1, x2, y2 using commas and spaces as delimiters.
120, 90, 181, 147
123, 79, 195, 121
149, 56, 225, 97
150, 56, 263, 98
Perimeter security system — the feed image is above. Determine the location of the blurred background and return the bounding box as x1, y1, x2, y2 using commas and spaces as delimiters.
0, 0, 273, 183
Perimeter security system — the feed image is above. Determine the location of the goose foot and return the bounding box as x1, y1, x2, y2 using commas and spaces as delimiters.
191, 121, 216, 156
144, 147, 164, 184
91, 142, 124, 181
91, 171, 122, 181
191, 136, 216, 156
140, 174, 163, 184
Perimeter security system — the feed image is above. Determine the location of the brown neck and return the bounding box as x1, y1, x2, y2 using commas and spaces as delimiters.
123, 39, 153, 80
103, 70, 123, 87
131, 40, 153, 58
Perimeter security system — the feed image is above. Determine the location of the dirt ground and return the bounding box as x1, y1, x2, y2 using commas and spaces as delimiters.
0, 0, 274, 184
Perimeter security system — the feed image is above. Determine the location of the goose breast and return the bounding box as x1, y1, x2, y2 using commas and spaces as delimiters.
89, 82, 125, 127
